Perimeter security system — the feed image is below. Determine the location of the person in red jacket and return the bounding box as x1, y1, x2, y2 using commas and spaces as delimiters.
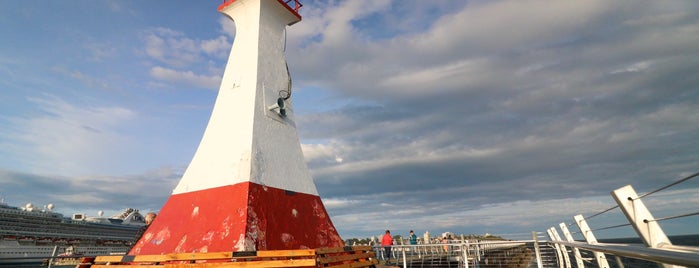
381, 230, 393, 262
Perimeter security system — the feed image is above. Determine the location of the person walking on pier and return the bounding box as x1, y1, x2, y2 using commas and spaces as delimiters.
409, 230, 417, 245
381, 230, 393, 263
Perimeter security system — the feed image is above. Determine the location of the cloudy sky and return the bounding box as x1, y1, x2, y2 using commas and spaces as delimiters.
1, 0, 698, 241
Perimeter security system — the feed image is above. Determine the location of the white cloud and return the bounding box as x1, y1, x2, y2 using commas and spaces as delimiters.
149, 66, 221, 89
52, 66, 112, 91
200, 36, 231, 58
143, 27, 231, 68
2, 95, 137, 175
611, 61, 653, 74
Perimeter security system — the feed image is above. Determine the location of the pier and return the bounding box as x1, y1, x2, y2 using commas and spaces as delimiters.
2, 175, 699, 267
366, 173, 699, 268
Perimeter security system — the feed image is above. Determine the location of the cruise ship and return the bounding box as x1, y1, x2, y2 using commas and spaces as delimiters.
0, 199, 146, 265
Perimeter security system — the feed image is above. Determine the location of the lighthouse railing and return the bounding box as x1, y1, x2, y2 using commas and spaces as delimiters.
540, 172, 699, 268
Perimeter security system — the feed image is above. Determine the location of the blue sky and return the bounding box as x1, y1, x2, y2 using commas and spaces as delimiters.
1, 0, 698, 241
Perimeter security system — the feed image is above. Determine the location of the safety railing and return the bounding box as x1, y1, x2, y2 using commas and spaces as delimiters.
372, 240, 541, 267
218, 0, 303, 14
539, 172, 699, 268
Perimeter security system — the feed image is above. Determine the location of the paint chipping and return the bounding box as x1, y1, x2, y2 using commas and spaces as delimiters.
203, 231, 214, 242
234, 234, 256, 251
281, 233, 293, 244
174, 235, 187, 253
152, 227, 171, 245
200, 245, 209, 253
191, 206, 200, 218
291, 208, 298, 217
221, 216, 231, 239
143, 232, 154, 242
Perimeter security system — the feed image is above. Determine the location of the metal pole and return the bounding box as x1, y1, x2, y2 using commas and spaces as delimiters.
532, 231, 543, 268
574, 214, 610, 268
559, 222, 584, 268
615, 255, 626, 268
547, 228, 565, 268
462, 242, 469, 268
47, 245, 58, 268
400, 239, 407, 268
612, 185, 680, 268
551, 227, 572, 268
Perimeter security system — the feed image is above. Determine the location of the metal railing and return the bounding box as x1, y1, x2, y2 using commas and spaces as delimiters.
539, 172, 699, 268
365, 173, 699, 267
372, 240, 544, 267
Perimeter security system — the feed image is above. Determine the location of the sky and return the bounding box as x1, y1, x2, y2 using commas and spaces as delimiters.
1, 0, 698, 241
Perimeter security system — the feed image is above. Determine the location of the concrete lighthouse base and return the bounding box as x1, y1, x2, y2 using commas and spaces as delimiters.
129, 182, 344, 255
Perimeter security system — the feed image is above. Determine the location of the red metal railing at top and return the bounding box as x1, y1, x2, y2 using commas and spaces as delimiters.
218, 0, 303, 14
284, 0, 303, 13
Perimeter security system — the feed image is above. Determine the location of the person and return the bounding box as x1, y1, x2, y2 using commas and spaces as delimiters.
442, 234, 450, 252
145, 212, 157, 225
409, 230, 417, 245
130, 212, 157, 248
381, 230, 393, 263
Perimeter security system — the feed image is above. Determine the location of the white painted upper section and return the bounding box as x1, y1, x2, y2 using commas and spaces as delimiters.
173, 0, 318, 195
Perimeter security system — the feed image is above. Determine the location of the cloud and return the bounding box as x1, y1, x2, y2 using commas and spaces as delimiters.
52, 66, 112, 91
0, 95, 138, 175
200, 36, 231, 58
286, 0, 699, 237
0, 167, 180, 216
142, 27, 231, 68
149, 66, 221, 89
2, 0, 699, 240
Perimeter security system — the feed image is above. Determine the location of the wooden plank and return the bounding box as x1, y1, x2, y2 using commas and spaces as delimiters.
256, 249, 316, 258
318, 252, 374, 264
94, 255, 126, 263
162, 258, 317, 267
131, 252, 233, 262
96, 249, 316, 264
349, 246, 372, 252
315, 247, 350, 254
91, 265, 164, 268
323, 259, 378, 268
90, 247, 376, 267
315, 246, 372, 255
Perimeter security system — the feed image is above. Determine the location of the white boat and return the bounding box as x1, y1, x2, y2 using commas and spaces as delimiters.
0, 200, 146, 265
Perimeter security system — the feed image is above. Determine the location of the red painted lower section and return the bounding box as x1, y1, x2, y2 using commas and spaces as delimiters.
129, 182, 344, 255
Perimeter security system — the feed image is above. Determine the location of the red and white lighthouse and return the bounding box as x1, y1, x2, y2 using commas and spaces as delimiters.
129, 0, 344, 255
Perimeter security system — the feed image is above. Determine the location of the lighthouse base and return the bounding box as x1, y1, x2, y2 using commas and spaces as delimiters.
129, 182, 344, 255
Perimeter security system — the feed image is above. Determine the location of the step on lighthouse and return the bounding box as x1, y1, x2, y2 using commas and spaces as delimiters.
129, 0, 344, 254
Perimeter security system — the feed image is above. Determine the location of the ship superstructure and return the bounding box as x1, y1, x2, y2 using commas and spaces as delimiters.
0, 200, 145, 265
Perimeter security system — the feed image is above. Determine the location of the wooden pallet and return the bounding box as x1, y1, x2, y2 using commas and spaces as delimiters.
78, 246, 377, 268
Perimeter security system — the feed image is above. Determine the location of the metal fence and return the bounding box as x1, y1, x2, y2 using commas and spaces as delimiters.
369, 173, 699, 268
539, 173, 699, 268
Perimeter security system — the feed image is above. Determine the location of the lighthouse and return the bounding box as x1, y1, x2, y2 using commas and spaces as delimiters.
129, 0, 344, 254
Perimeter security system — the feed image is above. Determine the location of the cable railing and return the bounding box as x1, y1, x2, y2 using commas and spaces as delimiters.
370, 240, 541, 268
539, 172, 699, 268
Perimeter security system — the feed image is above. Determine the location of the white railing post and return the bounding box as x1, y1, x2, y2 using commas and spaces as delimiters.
462, 243, 469, 268
399, 239, 407, 268
574, 214, 610, 268
560, 222, 585, 268
551, 227, 572, 268
532, 231, 543, 268
547, 228, 565, 268
611, 185, 672, 248
475, 240, 481, 262
611, 185, 681, 268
